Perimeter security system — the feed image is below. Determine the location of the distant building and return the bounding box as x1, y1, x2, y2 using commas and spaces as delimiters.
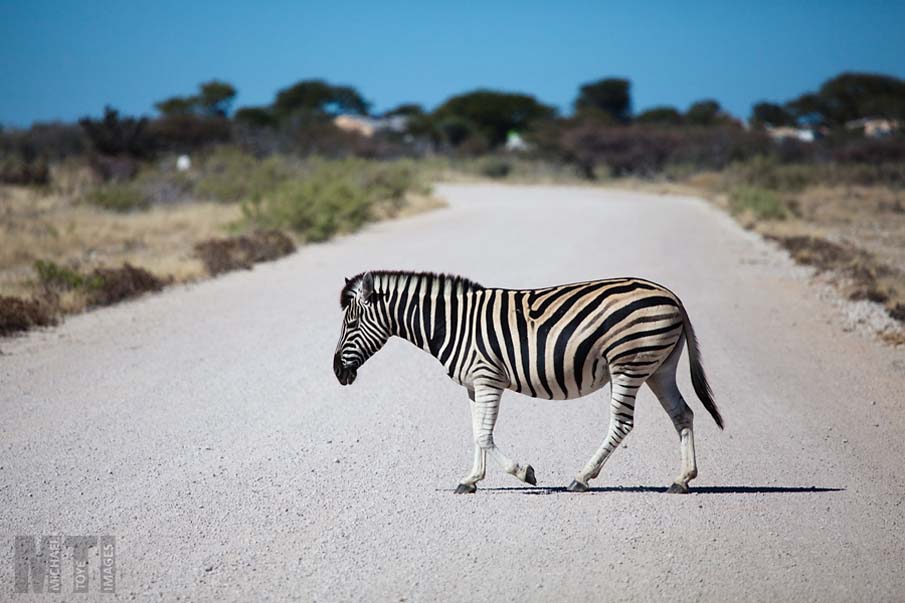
765, 126, 817, 143
844, 117, 901, 138
333, 114, 409, 138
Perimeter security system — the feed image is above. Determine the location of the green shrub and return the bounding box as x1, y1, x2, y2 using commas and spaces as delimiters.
195, 146, 291, 203
86, 182, 147, 211
243, 158, 425, 241
34, 260, 104, 291
728, 186, 788, 220
361, 160, 426, 208
247, 164, 371, 241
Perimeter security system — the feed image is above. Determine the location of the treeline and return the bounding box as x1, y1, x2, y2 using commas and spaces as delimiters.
2, 72, 905, 185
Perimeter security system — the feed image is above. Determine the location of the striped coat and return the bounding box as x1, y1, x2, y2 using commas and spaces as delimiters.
334, 271, 722, 494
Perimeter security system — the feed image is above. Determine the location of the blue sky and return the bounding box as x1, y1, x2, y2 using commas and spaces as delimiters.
2, 1, 904, 127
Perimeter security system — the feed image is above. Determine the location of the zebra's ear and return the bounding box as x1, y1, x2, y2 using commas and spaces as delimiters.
361, 272, 375, 302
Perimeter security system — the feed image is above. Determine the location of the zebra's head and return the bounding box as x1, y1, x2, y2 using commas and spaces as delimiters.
334, 272, 390, 386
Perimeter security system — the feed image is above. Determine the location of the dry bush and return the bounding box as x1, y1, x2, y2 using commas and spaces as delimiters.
768, 235, 858, 271
0, 260, 165, 336
548, 123, 771, 177
33, 260, 166, 307
890, 304, 905, 321
87, 264, 166, 306
194, 230, 295, 275
0, 156, 50, 185
832, 137, 905, 165
148, 115, 231, 153
0, 296, 57, 335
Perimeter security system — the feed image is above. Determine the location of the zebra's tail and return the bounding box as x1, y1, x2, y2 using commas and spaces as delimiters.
680, 305, 724, 429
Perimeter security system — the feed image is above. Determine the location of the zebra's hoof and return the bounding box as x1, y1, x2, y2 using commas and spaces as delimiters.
667, 482, 689, 494
524, 465, 537, 486
454, 483, 477, 494
567, 480, 589, 493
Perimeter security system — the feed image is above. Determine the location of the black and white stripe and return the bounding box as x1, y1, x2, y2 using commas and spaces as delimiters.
334, 271, 722, 493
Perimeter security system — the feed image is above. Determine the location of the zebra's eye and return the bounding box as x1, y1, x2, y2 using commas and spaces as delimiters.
348, 319, 359, 329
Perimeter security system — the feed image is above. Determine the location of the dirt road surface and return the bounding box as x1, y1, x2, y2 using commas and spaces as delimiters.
3, 184, 904, 602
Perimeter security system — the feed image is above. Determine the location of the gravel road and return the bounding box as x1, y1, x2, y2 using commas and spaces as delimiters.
3, 184, 905, 602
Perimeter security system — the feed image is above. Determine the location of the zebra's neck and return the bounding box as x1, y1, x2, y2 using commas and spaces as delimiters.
374, 271, 482, 360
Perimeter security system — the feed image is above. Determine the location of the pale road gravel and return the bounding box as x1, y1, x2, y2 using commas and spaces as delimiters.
2, 184, 905, 602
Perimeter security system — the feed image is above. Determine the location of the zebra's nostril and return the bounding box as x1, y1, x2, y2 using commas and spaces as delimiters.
333, 352, 358, 385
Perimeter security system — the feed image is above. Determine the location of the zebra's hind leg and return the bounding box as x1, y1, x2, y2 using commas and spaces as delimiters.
456, 381, 536, 493
568, 373, 641, 492
647, 342, 698, 494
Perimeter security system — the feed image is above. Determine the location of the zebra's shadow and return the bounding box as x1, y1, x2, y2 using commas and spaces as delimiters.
470, 485, 844, 495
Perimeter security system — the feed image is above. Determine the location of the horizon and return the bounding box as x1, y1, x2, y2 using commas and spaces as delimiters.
3, 1, 905, 128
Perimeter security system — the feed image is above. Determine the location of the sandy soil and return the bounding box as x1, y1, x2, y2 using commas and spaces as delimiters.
2, 184, 904, 601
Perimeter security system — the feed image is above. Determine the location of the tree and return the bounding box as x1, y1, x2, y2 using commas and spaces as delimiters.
685, 99, 722, 126
635, 106, 683, 125
273, 80, 370, 117
234, 106, 278, 128
435, 116, 480, 148
155, 80, 237, 117
384, 103, 424, 117
782, 73, 905, 128
814, 72, 905, 125
574, 78, 632, 123
155, 96, 196, 116
784, 93, 826, 126
750, 102, 795, 128
433, 89, 556, 147
197, 80, 237, 117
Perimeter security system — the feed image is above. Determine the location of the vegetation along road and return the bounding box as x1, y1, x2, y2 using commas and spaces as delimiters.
2, 184, 904, 601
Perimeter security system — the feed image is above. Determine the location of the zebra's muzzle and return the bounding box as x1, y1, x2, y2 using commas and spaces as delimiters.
333, 353, 358, 386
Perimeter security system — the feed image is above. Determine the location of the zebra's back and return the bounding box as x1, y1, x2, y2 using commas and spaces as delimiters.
471, 277, 685, 400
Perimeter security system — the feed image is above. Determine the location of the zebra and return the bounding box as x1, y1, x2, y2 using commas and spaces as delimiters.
333, 270, 723, 494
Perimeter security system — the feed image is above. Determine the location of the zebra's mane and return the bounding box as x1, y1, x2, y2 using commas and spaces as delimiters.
340, 270, 484, 308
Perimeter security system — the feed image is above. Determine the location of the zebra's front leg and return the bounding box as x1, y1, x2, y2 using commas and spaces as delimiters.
454, 382, 536, 494
455, 392, 487, 494
568, 374, 641, 492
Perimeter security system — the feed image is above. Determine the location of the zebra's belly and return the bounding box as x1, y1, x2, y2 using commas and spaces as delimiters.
505, 356, 611, 401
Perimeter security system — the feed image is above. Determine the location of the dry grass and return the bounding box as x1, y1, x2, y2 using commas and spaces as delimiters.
750, 186, 905, 332
1, 173, 445, 336
589, 171, 905, 343
671, 178, 905, 343
791, 185, 905, 273
0, 185, 242, 298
